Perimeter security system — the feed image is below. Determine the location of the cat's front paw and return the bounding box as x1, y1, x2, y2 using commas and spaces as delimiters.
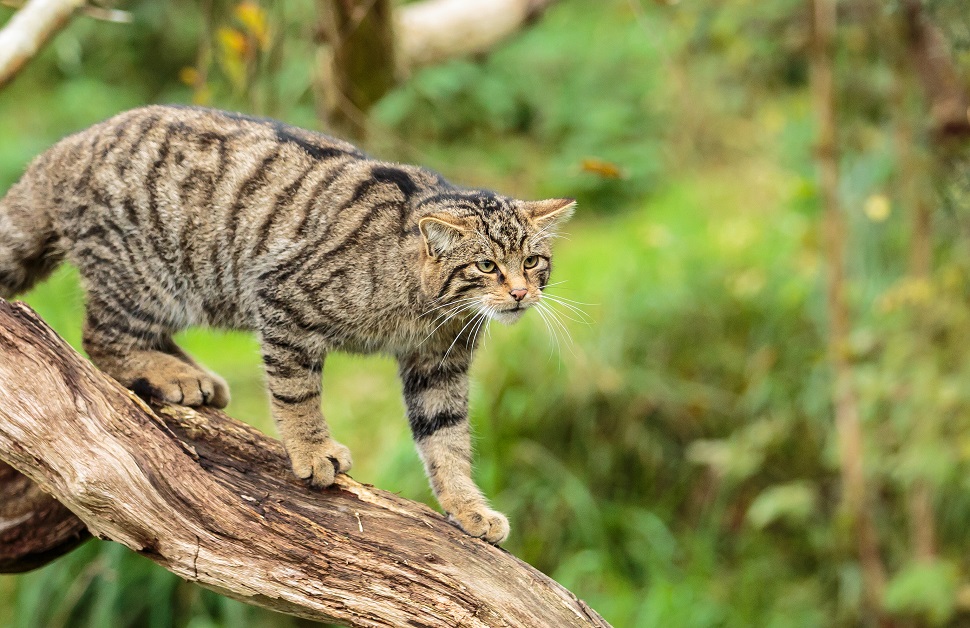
287, 438, 353, 488
449, 507, 510, 544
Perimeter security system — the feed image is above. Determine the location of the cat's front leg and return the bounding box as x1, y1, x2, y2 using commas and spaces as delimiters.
398, 351, 509, 544
260, 334, 352, 488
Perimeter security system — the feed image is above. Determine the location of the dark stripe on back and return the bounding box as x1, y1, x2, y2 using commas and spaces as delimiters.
117, 114, 161, 178
206, 108, 362, 161
255, 162, 316, 254
272, 123, 357, 161
371, 166, 418, 199
293, 159, 355, 239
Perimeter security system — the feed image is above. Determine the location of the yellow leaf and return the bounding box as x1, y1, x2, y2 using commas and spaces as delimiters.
178, 66, 199, 87
218, 26, 248, 58
235, 2, 269, 50
863, 193, 891, 222
580, 158, 625, 179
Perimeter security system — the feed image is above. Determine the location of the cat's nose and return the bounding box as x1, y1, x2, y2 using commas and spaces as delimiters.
509, 288, 528, 302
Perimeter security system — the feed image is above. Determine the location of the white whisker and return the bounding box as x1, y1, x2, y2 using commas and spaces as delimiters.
420, 303, 474, 345
541, 292, 598, 306
540, 295, 593, 324
538, 302, 577, 359
540, 280, 569, 290
441, 308, 485, 365
419, 295, 480, 319
468, 306, 492, 349
533, 302, 562, 363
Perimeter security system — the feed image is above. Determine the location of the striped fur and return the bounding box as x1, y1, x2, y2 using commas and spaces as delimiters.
0, 105, 575, 544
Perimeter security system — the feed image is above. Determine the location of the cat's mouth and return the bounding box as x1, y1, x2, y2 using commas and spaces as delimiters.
490, 304, 530, 325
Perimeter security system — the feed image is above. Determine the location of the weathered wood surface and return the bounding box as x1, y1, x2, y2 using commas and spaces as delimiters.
0, 300, 610, 627
0, 460, 89, 572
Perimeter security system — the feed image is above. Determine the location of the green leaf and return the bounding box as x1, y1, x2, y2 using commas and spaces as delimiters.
746, 482, 816, 529
883, 561, 959, 626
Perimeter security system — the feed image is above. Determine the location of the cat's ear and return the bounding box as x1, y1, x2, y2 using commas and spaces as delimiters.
419, 215, 469, 258
523, 198, 577, 231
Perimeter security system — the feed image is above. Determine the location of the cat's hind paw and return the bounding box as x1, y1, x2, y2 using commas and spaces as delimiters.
288, 438, 353, 488
125, 358, 230, 408
449, 507, 510, 544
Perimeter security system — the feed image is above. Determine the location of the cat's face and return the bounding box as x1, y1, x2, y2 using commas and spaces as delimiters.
417, 193, 575, 326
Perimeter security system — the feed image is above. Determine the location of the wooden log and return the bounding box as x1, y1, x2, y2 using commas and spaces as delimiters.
0, 299, 610, 627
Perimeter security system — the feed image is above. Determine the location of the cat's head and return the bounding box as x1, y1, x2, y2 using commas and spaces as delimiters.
417, 191, 575, 325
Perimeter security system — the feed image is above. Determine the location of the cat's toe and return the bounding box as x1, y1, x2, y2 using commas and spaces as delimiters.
288, 438, 353, 488
171, 373, 217, 406
128, 367, 228, 408
204, 372, 231, 408
449, 507, 510, 544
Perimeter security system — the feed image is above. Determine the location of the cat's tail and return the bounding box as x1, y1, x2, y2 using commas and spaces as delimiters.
0, 176, 62, 299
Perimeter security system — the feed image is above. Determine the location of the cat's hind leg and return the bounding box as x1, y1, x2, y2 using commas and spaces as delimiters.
82, 294, 230, 408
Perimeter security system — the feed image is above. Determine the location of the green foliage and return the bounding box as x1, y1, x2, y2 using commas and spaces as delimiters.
4, 0, 970, 626
884, 561, 960, 626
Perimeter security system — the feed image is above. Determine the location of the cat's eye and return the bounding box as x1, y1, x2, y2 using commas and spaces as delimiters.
476, 260, 497, 273
524, 255, 539, 269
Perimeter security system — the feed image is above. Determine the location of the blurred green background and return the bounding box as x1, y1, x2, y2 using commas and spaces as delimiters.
3, 0, 970, 626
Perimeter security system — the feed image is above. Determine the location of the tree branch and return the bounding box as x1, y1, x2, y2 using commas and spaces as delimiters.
0, 0, 86, 89
396, 0, 559, 73
313, 0, 560, 136
0, 299, 609, 628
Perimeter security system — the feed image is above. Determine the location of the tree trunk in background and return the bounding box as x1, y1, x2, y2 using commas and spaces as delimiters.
891, 20, 939, 564
0, 300, 610, 628
809, 0, 888, 619
314, 0, 397, 140
312, 0, 560, 140
901, 0, 970, 143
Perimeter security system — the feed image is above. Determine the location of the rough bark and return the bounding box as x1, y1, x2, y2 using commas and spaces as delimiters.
0, 0, 85, 89
0, 299, 610, 628
0, 460, 89, 572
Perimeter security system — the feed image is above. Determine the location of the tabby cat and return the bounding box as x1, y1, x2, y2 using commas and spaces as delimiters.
0, 105, 574, 543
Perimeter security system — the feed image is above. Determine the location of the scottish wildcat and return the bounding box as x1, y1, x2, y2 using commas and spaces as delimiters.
0, 105, 574, 544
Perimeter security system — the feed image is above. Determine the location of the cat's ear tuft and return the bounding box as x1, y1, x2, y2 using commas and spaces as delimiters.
523, 198, 577, 230
419, 215, 469, 258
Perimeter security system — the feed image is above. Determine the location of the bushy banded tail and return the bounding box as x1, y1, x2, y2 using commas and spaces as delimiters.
0, 178, 62, 299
